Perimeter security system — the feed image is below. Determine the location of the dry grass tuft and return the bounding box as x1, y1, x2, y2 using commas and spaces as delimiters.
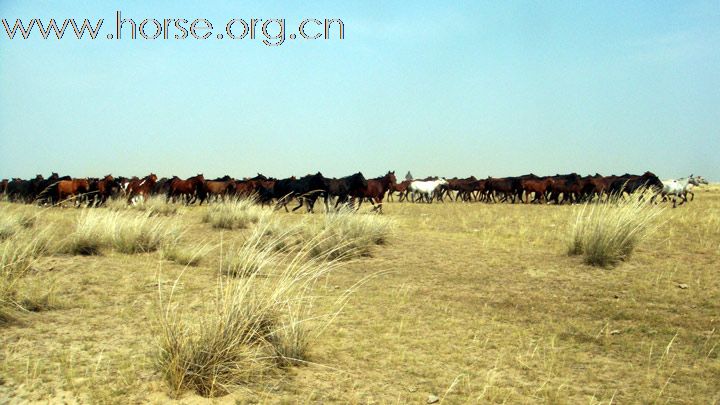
64, 210, 108, 255
0, 207, 35, 241
202, 199, 267, 230
568, 191, 665, 267
300, 207, 394, 260
108, 196, 182, 216
161, 243, 209, 267
65, 210, 183, 255
221, 225, 286, 278
16, 282, 62, 312
156, 236, 345, 397
270, 302, 312, 367
0, 233, 49, 324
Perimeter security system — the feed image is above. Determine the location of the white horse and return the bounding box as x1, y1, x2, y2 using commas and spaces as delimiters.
686, 175, 708, 201
659, 175, 701, 208
408, 179, 448, 203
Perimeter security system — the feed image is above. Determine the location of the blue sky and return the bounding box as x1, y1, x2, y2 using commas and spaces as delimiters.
1, 1, 718, 180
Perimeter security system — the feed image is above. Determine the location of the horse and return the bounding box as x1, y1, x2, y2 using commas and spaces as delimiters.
608, 171, 663, 198
387, 180, 411, 202
519, 175, 553, 204
408, 178, 448, 203
32, 173, 64, 205
484, 177, 517, 203
445, 177, 478, 202
88, 174, 120, 207
117, 176, 138, 197
152, 177, 172, 196
206, 177, 237, 203
57, 178, 90, 206
270, 173, 327, 213
546, 173, 585, 204
324, 172, 368, 210
167, 174, 206, 205
686, 175, 708, 201
7, 174, 46, 203
658, 175, 701, 208
578, 174, 618, 203
354, 171, 396, 213
127, 173, 158, 205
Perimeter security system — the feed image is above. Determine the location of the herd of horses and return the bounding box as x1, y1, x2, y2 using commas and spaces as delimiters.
0, 171, 709, 212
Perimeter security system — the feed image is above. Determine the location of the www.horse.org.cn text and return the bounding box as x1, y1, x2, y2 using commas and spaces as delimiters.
1, 11, 345, 46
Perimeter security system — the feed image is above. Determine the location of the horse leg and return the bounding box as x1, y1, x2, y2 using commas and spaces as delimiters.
334, 196, 342, 210
291, 197, 304, 212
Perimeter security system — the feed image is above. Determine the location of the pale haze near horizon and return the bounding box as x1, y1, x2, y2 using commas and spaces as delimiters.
1, 1, 718, 181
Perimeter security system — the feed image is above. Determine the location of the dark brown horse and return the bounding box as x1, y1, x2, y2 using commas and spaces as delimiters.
89, 174, 119, 207
167, 174, 206, 205
127, 173, 158, 204
355, 171, 397, 214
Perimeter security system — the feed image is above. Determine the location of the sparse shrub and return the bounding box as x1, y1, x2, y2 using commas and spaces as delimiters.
0, 207, 35, 241
161, 244, 208, 267
0, 235, 43, 324
202, 199, 267, 230
156, 238, 344, 397
65, 210, 183, 255
568, 190, 665, 267
271, 302, 311, 367
64, 210, 110, 255
104, 197, 128, 212
107, 196, 182, 216
17, 282, 61, 312
109, 213, 182, 254
300, 207, 394, 260
221, 236, 276, 278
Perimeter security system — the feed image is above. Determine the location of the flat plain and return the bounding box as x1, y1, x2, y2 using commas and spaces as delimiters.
0, 187, 718, 404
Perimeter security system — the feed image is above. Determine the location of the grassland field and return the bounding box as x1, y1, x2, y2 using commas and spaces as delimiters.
0, 186, 718, 404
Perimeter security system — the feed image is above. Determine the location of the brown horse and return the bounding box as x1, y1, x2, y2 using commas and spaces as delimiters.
233, 180, 258, 198
520, 176, 554, 203
387, 180, 411, 202
89, 174, 119, 207
57, 179, 90, 206
127, 173, 158, 204
167, 174, 206, 205
206, 179, 237, 202
355, 171, 397, 214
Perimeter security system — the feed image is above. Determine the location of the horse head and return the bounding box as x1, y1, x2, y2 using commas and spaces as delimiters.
386, 171, 397, 186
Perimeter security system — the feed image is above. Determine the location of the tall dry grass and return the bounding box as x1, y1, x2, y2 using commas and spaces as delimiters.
161, 243, 210, 267
107, 195, 182, 216
65, 210, 183, 255
0, 206, 35, 241
300, 207, 394, 260
155, 232, 358, 397
568, 191, 665, 267
0, 228, 56, 324
202, 198, 267, 230
1, 238, 36, 323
